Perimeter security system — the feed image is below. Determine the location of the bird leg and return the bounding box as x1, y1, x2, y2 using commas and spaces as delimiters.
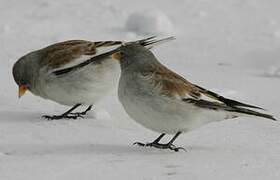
134, 132, 185, 152
42, 104, 89, 120
134, 133, 166, 147
69, 105, 93, 116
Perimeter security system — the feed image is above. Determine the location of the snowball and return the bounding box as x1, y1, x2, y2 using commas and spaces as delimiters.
125, 10, 175, 35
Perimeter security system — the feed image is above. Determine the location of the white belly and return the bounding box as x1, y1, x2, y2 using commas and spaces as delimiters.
118, 75, 234, 134
120, 93, 233, 134
37, 58, 120, 106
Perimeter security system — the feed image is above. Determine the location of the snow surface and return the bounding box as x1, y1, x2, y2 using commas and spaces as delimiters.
1, 0, 280, 179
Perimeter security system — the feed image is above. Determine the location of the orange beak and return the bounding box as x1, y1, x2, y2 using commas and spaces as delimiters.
18, 85, 27, 98
111, 52, 121, 60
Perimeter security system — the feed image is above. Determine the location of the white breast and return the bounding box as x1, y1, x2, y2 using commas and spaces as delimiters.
36, 57, 120, 106
118, 73, 236, 134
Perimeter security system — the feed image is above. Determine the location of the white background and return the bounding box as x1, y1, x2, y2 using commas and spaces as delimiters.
0, 0, 280, 179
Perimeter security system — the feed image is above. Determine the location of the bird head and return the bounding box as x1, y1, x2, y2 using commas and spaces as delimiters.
12, 52, 37, 98
111, 43, 158, 71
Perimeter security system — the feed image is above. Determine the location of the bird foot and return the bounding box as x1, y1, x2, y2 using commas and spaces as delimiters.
133, 142, 186, 152
69, 106, 92, 116
69, 112, 87, 116
42, 114, 84, 120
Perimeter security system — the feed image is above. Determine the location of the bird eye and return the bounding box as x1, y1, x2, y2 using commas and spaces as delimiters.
20, 79, 28, 86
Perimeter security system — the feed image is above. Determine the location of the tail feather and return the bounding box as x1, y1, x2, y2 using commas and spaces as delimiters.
136, 36, 175, 48
95, 41, 123, 47
183, 98, 276, 121
195, 85, 265, 110
229, 107, 276, 121
121, 36, 175, 49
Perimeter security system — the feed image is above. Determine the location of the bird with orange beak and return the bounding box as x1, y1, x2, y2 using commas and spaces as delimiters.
12, 36, 174, 120
114, 43, 276, 151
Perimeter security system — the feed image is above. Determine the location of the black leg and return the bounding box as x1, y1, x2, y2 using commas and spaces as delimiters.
167, 132, 181, 145
42, 104, 85, 120
153, 133, 166, 143
70, 105, 93, 116
164, 132, 185, 152
134, 132, 185, 152
134, 133, 166, 146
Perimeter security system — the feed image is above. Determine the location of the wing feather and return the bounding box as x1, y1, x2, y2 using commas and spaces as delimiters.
39, 40, 123, 73
39, 40, 97, 70
51, 36, 174, 76
146, 63, 275, 120
194, 85, 264, 110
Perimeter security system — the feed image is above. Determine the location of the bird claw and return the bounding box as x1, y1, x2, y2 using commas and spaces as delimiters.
168, 145, 186, 152
133, 141, 185, 152
133, 142, 146, 146
69, 112, 86, 116
42, 114, 84, 120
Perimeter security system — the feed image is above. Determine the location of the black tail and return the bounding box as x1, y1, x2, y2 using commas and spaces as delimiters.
94, 36, 175, 48
229, 106, 276, 121
134, 36, 175, 48
183, 98, 276, 121
195, 85, 265, 110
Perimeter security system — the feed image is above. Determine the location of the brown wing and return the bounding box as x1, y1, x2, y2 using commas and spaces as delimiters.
148, 64, 275, 120
50, 37, 171, 76
39, 40, 123, 70
149, 63, 264, 109
146, 64, 201, 99
39, 40, 96, 69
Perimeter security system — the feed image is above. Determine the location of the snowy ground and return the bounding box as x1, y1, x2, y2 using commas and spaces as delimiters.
1, 0, 280, 179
